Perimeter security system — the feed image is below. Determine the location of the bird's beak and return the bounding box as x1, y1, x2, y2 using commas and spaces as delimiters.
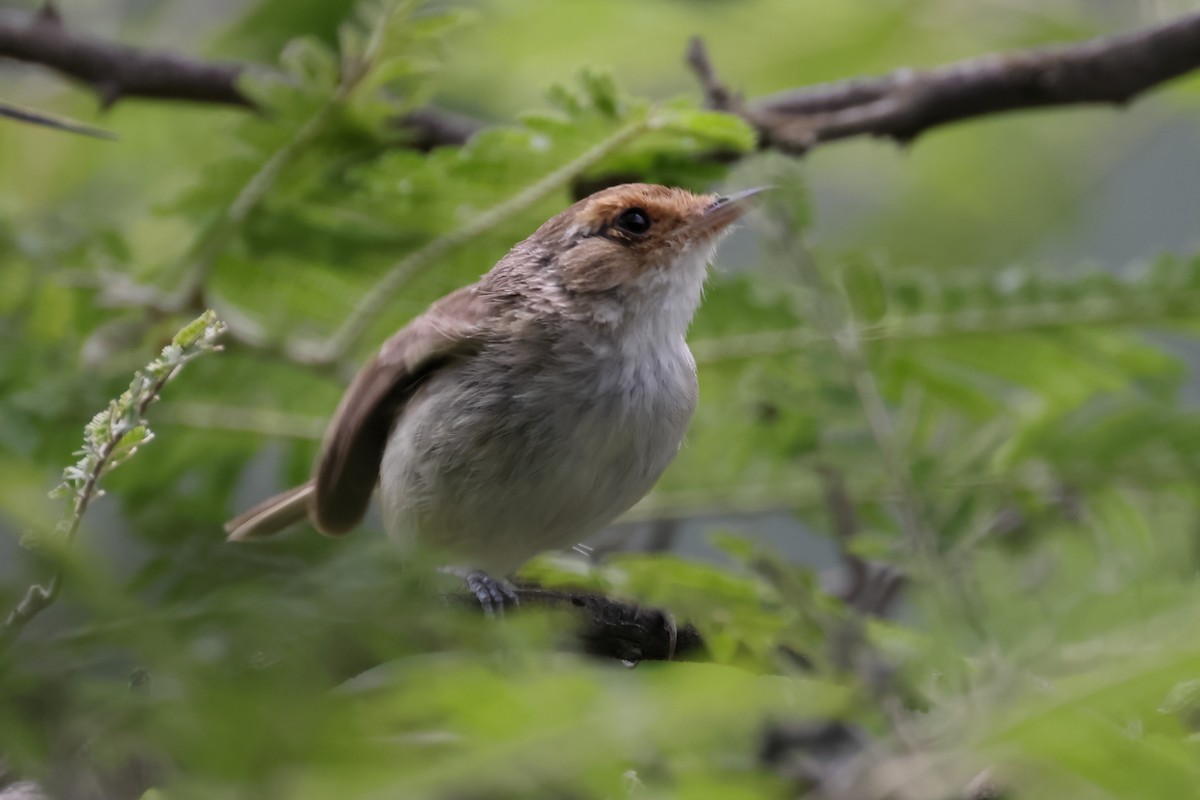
686, 186, 770, 239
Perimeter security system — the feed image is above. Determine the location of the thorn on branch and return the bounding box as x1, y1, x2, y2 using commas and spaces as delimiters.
685, 36, 737, 112
33, 1, 61, 27
97, 81, 122, 111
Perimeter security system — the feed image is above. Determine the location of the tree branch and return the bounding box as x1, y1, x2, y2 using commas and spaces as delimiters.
7, 7, 1199, 159
0, 7, 250, 109
502, 585, 706, 663
689, 10, 1200, 154
0, 7, 481, 147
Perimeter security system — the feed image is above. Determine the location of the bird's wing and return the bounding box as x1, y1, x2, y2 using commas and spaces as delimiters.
312, 284, 494, 535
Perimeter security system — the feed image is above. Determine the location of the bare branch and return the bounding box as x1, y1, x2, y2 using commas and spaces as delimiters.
684, 36, 738, 116
0, 8, 250, 109
0, 8, 480, 147
8, 6, 1197, 161
689, 10, 1200, 154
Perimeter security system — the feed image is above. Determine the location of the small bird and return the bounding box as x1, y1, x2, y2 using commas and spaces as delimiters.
226, 183, 761, 608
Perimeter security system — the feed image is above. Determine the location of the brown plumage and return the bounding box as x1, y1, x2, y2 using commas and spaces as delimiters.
226, 184, 762, 583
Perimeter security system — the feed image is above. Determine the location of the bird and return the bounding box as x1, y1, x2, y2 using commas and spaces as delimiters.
226, 183, 762, 610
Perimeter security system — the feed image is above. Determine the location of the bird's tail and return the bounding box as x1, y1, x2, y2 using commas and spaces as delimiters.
225, 481, 315, 541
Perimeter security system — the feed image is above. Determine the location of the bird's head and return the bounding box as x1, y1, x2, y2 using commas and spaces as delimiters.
534, 183, 762, 296
484, 183, 762, 340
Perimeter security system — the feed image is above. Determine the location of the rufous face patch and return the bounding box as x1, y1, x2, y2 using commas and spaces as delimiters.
538, 184, 721, 293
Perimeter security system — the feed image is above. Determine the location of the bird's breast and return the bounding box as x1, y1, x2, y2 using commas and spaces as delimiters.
378, 332, 698, 573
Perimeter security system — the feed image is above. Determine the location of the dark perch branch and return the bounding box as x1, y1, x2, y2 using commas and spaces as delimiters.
689, 9, 1200, 154
503, 585, 707, 663
0, 7, 481, 147
248, 583, 704, 682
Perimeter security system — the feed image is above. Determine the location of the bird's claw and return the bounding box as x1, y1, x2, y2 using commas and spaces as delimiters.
462, 569, 520, 617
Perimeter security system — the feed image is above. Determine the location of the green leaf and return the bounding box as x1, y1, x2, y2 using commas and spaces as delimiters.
658, 108, 758, 153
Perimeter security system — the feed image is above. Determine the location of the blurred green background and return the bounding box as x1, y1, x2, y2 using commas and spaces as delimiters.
3, 0, 1200, 797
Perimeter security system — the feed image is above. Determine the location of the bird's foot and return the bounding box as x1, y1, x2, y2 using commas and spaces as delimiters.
442, 567, 520, 617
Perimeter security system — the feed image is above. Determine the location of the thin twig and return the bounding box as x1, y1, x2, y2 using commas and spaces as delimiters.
0, 98, 115, 139
628, 455, 1200, 526
173, 102, 340, 312
73, 122, 656, 372
153, 402, 325, 440
0, 427, 126, 650
817, 465, 863, 562
690, 288, 1200, 364
157, 4, 412, 314
684, 36, 738, 115
73, 5, 423, 365
13, 5, 651, 367
755, 195, 990, 643
818, 465, 905, 617
833, 311, 989, 642
763, 213, 939, 564
0, 313, 225, 652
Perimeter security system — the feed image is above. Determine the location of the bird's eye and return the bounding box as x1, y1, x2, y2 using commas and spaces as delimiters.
615, 208, 652, 235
